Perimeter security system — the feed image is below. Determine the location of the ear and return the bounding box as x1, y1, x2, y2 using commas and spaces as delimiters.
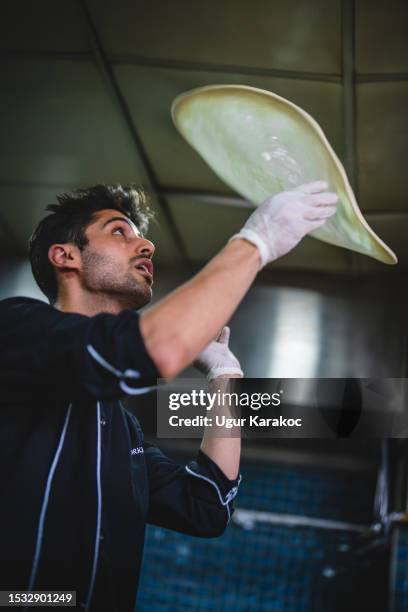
48, 243, 81, 272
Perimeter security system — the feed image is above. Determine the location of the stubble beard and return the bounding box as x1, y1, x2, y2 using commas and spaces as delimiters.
81, 247, 152, 310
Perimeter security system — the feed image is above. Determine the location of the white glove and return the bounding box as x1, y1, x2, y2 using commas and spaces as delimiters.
194, 327, 243, 381
230, 180, 338, 268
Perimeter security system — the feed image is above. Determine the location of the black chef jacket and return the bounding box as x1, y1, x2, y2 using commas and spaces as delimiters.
0, 297, 241, 611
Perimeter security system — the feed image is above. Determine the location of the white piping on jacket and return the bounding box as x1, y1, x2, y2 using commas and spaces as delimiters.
185, 465, 242, 523
87, 344, 156, 395
84, 402, 103, 611
27, 404, 73, 591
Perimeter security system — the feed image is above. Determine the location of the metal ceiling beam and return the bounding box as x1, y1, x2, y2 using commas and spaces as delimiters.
358, 72, 408, 83
2, 51, 91, 62
0, 181, 405, 217
158, 188, 254, 210
112, 54, 340, 83
4, 51, 408, 84
77, 0, 187, 259
159, 189, 407, 217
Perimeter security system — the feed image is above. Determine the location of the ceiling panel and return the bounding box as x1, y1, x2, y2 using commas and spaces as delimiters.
0, 59, 148, 187
116, 65, 343, 191
355, 0, 408, 74
352, 214, 408, 271
168, 196, 249, 259
90, 0, 341, 74
0, 184, 66, 248
168, 196, 350, 271
1, 1, 90, 54
357, 82, 408, 212
143, 210, 184, 264
0, 1, 406, 273
271, 236, 351, 272
0, 184, 180, 264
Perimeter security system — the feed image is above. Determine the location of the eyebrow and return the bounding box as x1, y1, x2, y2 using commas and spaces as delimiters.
102, 216, 139, 234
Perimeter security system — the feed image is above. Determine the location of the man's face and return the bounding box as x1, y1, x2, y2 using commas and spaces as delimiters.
79, 209, 155, 309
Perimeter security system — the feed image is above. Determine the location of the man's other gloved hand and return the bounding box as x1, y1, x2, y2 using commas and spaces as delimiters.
229, 180, 338, 268
194, 327, 243, 381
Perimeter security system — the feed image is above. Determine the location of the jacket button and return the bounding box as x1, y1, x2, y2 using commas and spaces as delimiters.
100, 418, 107, 426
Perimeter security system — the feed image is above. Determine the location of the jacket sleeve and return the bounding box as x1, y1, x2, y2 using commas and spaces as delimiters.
0, 297, 158, 401
144, 442, 241, 537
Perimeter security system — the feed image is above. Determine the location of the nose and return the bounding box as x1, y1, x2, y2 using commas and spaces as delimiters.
135, 236, 155, 259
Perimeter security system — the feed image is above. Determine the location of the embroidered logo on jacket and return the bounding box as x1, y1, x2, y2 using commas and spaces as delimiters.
131, 447, 144, 455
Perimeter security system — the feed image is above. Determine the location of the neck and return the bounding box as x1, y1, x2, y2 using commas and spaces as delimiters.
55, 290, 135, 316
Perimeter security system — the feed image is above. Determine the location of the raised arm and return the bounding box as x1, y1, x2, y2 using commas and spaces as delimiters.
140, 181, 338, 378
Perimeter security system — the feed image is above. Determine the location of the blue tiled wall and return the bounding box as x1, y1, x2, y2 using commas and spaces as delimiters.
137, 459, 380, 611
391, 527, 408, 612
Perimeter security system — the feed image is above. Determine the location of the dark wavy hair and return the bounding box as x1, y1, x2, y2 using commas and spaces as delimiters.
28, 184, 153, 305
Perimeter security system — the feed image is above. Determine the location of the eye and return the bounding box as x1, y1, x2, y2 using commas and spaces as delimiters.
112, 227, 126, 236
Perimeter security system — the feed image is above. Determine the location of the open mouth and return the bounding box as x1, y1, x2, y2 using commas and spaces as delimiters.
134, 258, 154, 280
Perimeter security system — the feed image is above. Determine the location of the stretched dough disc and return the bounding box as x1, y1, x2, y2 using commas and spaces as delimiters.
172, 85, 397, 265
